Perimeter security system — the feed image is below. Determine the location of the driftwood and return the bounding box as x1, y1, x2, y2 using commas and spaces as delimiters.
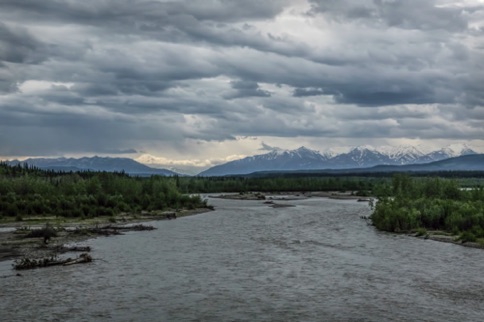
56, 245, 92, 253
68, 224, 156, 237
357, 198, 372, 202
163, 212, 177, 220
22, 225, 59, 244
89, 227, 123, 236
1, 273, 22, 278
63, 253, 92, 266
270, 203, 296, 208
6, 224, 156, 270
100, 224, 156, 231
13, 253, 92, 270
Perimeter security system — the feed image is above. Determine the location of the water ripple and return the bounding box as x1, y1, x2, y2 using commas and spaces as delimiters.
1, 197, 484, 321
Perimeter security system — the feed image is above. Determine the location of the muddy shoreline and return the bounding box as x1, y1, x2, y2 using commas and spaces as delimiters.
0, 208, 212, 263
412, 231, 484, 249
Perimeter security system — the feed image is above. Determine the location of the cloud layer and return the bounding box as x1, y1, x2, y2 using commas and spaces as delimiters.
1, 0, 483, 162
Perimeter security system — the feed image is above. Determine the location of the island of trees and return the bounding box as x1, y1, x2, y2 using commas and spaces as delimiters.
370, 174, 484, 243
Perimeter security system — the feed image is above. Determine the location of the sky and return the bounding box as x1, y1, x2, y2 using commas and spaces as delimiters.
1, 0, 483, 172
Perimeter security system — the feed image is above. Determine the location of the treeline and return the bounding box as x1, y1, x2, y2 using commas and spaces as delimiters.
0, 162, 62, 178
371, 174, 484, 241
243, 170, 484, 179
0, 163, 208, 220
177, 176, 483, 194
176, 176, 383, 194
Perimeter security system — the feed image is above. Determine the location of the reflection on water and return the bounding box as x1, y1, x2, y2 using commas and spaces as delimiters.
1, 197, 484, 321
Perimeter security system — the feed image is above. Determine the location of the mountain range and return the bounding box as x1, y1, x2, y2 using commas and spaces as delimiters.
5, 156, 177, 176
2, 144, 482, 176
247, 154, 484, 177
198, 144, 479, 176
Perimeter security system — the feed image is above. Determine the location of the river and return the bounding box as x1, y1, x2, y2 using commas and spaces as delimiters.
1, 197, 484, 321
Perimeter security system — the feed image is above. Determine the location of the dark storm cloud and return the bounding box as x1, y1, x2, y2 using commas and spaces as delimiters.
0, 0, 290, 24
0, 102, 186, 156
0, 22, 45, 64
5, 0, 479, 106
0, 22, 46, 93
333, 87, 435, 106
0, 69, 18, 94
102, 148, 138, 155
224, 80, 271, 99
302, 0, 483, 107
1, 0, 307, 64
259, 142, 282, 152
70, 83, 119, 97
0, 0, 483, 157
309, 0, 470, 31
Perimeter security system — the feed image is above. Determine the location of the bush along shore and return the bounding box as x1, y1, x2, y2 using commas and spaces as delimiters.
370, 174, 484, 248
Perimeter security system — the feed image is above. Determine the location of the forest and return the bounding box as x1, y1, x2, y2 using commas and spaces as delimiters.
370, 174, 484, 242
0, 163, 208, 220
176, 176, 382, 194
0, 162, 382, 220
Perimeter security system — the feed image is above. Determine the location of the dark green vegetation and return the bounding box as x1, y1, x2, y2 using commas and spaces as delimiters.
371, 174, 484, 242
177, 176, 381, 194
0, 163, 208, 220
2, 161, 484, 243
177, 174, 484, 196
243, 169, 484, 179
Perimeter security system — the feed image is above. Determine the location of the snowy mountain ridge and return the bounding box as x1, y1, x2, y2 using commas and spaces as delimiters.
198, 143, 481, 176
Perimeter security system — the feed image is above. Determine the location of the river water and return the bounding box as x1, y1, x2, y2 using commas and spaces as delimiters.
1, 197, 484, 321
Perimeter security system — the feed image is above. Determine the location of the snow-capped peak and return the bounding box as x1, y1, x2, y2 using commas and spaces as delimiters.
320, 149, 339, 158
294, 146, 320, 154
440, 143, 476, 157
320, 146, 351, 158
267, 146, 320, 157
351, 145, 377, 152
198, 142, 482, 176
265, 148, 287, 158
385, 145, 424, 158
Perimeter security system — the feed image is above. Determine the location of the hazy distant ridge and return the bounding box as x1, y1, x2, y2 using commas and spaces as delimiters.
6, 156, 178, 176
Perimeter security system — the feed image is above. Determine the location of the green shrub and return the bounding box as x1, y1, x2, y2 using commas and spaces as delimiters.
458, 231, 477, 243
415, 227, 428, 237
5, 203, 19, 217
96, 207, 115, 217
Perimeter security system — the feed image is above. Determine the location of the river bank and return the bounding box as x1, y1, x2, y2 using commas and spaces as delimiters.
0, 208, 212, 263
412, 230, 484, 250
211, 191, 369, 201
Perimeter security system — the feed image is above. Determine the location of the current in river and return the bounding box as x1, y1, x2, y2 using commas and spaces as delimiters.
1, 196, 484, 321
